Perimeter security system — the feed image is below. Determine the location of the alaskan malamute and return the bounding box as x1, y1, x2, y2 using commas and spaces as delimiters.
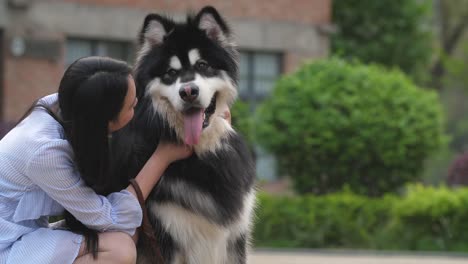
111, 6, 256, 264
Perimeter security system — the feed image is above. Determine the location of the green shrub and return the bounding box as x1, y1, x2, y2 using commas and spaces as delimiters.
256, 58, 446, 196
231, 100, 254, 148
388, 185, 468, 251
254, 185, 468, 252
254, 191, 393, 249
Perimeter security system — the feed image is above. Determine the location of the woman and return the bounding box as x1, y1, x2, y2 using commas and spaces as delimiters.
0, 57, 192, 264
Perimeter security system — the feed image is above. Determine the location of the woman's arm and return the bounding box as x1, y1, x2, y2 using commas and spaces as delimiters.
25, 140, 188, 234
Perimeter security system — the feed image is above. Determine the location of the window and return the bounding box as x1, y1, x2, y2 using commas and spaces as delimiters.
239, 51, 283, 181
65, 38, 133, 66
239, 51, 282, 109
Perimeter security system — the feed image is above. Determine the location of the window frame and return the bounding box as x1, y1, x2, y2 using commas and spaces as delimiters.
65, 37, 134, 66
239, 50, 284, 109
238, 50, 283, 180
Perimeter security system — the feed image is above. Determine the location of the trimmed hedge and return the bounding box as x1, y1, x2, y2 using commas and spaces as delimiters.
254, 185, 468, 252
256, 58, 446, 196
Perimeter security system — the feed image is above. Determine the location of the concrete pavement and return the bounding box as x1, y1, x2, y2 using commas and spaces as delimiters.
250, 250, 468, 264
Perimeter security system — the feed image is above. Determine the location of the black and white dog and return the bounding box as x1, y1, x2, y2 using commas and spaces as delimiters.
110, 6, 256, 264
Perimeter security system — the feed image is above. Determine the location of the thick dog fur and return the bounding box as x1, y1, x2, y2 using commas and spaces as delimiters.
110, 6, 256, 264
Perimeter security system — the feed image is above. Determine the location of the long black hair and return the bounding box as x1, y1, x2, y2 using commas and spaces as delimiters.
56, 56, 131, 258
58, 56, 130, 193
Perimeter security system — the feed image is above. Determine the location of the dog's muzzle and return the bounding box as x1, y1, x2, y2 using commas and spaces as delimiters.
179, 83, 199, 103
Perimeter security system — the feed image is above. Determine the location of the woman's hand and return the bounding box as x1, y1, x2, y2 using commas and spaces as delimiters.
219, 103, 231, 124
153, 142, 193, 166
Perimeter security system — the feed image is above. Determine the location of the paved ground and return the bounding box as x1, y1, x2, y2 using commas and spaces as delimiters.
250, 250, 468, 264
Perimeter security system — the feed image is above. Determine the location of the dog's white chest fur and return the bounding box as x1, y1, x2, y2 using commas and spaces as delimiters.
149, 191, 255, 264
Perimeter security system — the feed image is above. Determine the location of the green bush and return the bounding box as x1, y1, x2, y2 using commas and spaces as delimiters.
231, 100, 254, 148
256, 58, 446, 196
254, 191, 392, 248
388, 185, 468, 251
254, 185, 468, 252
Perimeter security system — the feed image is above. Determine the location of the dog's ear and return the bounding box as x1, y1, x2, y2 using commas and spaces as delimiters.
139, 14, 174, 46
195, 6, 231, 45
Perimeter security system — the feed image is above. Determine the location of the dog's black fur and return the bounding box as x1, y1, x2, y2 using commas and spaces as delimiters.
110, 6, 256, 264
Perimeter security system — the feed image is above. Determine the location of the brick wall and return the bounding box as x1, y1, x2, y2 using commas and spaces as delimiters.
62, 0, 331, 25
4, 53, 64, 121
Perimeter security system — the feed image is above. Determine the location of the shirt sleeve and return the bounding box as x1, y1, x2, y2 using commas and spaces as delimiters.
25, 140, 143, 235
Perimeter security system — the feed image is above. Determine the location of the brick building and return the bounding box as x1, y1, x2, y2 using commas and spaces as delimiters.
0, 0, 332, 121
0, 0, 332, 179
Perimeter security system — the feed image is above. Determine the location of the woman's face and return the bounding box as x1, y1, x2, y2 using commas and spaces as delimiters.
108, 76, 138, 133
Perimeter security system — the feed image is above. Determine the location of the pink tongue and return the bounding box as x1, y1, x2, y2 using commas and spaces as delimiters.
184, 109, 204, 146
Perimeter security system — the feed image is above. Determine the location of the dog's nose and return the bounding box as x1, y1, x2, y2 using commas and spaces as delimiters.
179, 84, 199, 102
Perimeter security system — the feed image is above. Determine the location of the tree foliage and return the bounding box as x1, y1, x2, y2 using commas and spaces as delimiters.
432, 0, 468, 89
332, 0, 433, 83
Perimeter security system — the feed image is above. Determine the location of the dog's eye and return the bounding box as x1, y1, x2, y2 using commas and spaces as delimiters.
166, 69, 178, 77
196, 60, 209, 70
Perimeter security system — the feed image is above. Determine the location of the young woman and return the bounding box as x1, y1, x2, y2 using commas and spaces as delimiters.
0, 57, 193, 264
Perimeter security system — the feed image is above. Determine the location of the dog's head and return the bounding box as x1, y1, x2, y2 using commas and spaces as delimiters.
135, 6, 238, 152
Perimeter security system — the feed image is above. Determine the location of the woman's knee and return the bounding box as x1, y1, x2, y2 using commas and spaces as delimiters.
100, 231, 137, 264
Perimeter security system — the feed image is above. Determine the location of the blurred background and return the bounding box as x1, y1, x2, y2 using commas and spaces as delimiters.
3, 0, 468, 259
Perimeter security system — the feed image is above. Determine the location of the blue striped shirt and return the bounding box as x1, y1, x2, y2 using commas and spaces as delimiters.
0, 94, 142, 263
